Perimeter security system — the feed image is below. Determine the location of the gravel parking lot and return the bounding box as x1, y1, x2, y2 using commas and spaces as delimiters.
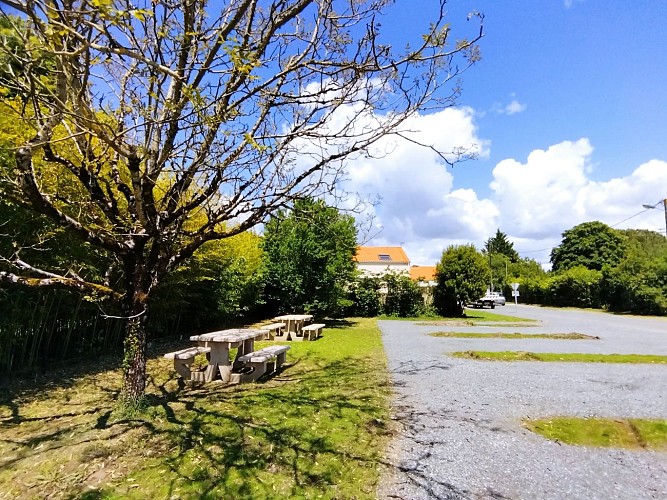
378, 305, 667, 499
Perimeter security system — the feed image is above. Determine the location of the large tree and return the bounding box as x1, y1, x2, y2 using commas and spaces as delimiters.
434, 244, 489, 317
484, 228, 519, 262
0, 1, 483, 405
261, 197, 357, 317
550, 221, 627, 272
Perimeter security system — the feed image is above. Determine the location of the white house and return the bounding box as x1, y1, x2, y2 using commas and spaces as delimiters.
354, 246, 410, 276
410, 265, 437, 287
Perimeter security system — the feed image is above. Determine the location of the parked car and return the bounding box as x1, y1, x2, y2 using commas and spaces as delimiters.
468, 292, 505, 308
490, 292, 506, 306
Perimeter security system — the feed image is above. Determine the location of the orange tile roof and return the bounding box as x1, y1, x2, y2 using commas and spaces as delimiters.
355, 246, 410, 264
410, 265, 437, 281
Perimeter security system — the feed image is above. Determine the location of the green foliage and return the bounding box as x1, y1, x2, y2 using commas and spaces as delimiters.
484, 229, 519, 262
382, 272, 424, 317
346, 275, 382, 317
550, 221, 627, 272
484, 230, 520, 292
600, 253, 667, 315
261, 198, 357, 317
511, 266, 602, 309
620, 229, 667, 259
466, 224, 667, 316
0, 287, 125, 373
544, 266, 603, 308
434, 244, 490, 317
0, 16, 55, 98
508, 257, 545, 278
149, 232, 264, 333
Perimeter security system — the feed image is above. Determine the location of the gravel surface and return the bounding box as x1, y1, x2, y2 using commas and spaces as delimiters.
377, 305, 667, 499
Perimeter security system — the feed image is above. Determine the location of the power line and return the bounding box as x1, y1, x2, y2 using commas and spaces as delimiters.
609, 208, 651, 228
516, 207, 663, 258
518, 247, 550, 253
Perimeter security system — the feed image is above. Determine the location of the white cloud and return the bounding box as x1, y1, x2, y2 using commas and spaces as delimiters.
504, 100, 527, 115
368, 135, 667, 267
343, 107, 491, 264
491, 92, 528, 115
491, 138, 593, 239
489, 139, 667, 265
493, 97, 527, 115
288, 87, 666, 269
564, 0, 585, 9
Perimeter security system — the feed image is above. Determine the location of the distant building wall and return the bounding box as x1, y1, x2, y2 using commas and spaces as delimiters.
357, 262, 411, 276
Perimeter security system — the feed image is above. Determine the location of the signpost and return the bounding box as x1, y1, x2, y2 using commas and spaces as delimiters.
511, 282, 520, 309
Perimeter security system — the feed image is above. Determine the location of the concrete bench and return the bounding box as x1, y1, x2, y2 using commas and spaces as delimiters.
235, 345, 291, 382
260, 322, 286, 341
298, 323, 325, 341
164, 346, 211, 381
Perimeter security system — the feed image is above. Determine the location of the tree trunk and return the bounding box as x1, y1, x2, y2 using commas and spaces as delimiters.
121, 301, 148, 406
120, 267, 150, 407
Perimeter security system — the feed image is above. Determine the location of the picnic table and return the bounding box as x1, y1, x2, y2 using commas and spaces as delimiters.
273, 314, 313, 340
189, 328, 267, 383
165, 327, 292, 384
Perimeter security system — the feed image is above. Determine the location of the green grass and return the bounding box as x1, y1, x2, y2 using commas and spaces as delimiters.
452, 351, 667, 363
377, 313, 443, 321
463, 309, 537, 323
431, 332, 598, 340
388, 310, 539, 327
525, 417, 667, 450
380, 310, 536, 324
0, 318, 391, 499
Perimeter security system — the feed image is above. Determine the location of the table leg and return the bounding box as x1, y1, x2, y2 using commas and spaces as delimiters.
233, 338, 255, 371
207, 344, 232, 382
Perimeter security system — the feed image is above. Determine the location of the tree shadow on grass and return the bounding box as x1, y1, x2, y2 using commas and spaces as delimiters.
320, 318, 356, 329
0, 316, 432, 499
73, 355, 394, 498
1, 345, 396, 498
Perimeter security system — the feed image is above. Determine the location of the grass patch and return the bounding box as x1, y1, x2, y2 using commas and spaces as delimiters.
377, 313, 444, 321
525, 417, 667, 450
407, 310, 539, 327
431, 332, 598, 340
0, 318, 390, 499
452, 351, 667, 363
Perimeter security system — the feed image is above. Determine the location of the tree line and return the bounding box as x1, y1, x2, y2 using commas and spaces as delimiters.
3, 190, 667, 379
516, 222, 667, 315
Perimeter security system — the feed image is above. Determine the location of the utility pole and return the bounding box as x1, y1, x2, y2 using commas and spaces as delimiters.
489, 252, 493, 292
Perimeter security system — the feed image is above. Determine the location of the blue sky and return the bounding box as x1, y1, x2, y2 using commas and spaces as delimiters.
350, 0, 667, 267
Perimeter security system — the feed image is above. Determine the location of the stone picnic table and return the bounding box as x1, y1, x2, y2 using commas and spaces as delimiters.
273, 314, 313, 340
188, 328, 267, 383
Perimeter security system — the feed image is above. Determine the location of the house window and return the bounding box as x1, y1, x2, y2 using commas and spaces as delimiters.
378, 254, 392, 261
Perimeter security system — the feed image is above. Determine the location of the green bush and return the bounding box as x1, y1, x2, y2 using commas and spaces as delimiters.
383, 272, 424, 317
544, 266, 602, 308
346, 276, 382, 317
600, 257, 667, 315
434, 244, 490, 317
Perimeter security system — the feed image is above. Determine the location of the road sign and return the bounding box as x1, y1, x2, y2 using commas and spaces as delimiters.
511, 282, 520, 291
512, 290, 519, 297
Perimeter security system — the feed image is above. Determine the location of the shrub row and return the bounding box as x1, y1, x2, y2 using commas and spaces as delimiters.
510, 264, 667, 315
